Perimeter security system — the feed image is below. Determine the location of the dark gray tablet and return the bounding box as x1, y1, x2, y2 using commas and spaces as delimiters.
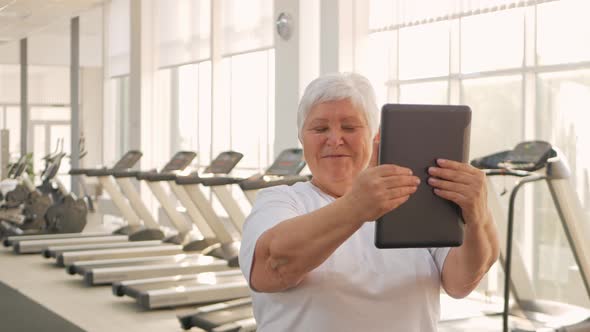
375, 104, 471, 248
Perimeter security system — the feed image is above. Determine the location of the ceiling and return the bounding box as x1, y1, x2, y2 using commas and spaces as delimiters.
0, 0, 104, 43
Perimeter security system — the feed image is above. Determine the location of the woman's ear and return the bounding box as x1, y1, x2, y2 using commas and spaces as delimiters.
373, 130, 381, 143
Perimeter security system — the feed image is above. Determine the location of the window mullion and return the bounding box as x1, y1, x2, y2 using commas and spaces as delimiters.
170, 67, 179, 155
449, 18, 461, 105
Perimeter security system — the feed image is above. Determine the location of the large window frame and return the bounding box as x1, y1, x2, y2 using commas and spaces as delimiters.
368, 1, 590, 308
155, 0, 275, 175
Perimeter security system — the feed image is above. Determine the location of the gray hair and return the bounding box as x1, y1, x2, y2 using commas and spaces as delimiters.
297, 72, 380, 139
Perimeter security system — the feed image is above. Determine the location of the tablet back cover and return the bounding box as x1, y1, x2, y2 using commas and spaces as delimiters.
375, 104, 471, 248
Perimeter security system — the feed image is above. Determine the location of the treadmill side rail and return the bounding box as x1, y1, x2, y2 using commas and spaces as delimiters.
139, 280, 250, 309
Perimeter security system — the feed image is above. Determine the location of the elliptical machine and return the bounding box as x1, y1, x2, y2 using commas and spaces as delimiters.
0, 139, 89, 239
0, 154, 30, 207
0, 151, 58, 236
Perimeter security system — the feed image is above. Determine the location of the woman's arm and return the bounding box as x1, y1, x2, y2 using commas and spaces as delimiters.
442, 211, 499, 298
249, 164, 420, 293
250, 194, 364, 292
427, 159, 500, 298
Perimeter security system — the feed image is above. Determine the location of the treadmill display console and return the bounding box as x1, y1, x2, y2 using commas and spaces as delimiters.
161, 151, 197, 173
501, 141, 553, 171
470, 150, 511, 170
265, 148, 305, 176
112, 150, 143, 170
471, 141, 554, 172
203, 151, 243, 175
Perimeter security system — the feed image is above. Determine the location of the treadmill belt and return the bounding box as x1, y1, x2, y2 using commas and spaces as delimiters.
125, 274, 246, 298
192, 304, 253, 330
0, 281, 85, 332
77, 253, 209, 274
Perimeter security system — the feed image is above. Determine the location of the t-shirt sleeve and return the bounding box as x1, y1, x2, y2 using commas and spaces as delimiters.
428, 247, 451, 276
238, 187, 301, 289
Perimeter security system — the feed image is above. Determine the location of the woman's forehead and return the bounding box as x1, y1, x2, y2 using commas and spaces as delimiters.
306, 100, 365, 121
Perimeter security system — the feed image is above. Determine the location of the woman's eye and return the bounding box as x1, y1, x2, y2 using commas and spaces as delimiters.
314, 127, 328, 133
342, 126, 355, 131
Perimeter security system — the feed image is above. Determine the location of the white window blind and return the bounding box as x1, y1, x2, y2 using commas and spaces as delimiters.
0, 65, 20, 104
221, 0, 273, 55
369, 0, 557, 31
80, 6, 104, 68
28, 66, 70, 104
28, 21, 70, 66
0, 41, 19, 65
0, 42, 19, 104
155, 0, 211, 68
108, 0, 130, 77
27, 20, 70, 105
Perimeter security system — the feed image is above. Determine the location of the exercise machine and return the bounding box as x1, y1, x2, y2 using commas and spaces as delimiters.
63, 151, 247, 284
112, 149, 309, 309
439, 141, 590, 331
4, 150, 155, 254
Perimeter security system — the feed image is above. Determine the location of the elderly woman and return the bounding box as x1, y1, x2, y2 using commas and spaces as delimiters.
239, 73, 499, 331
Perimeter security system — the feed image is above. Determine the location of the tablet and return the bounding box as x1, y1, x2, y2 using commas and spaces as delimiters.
375, 104, 471, 248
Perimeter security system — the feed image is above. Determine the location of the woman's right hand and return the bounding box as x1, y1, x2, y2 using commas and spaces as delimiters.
345, 141, 420, 223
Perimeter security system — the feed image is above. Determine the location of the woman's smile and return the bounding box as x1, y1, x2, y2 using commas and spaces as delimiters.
321, 154, 352, 158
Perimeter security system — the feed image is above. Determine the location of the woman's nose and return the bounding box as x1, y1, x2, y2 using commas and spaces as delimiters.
326, 130, 344, 146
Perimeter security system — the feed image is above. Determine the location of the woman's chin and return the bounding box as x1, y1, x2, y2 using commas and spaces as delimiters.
315, 172, 353, 185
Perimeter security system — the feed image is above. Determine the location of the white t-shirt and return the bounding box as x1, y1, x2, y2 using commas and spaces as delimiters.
239, 181, 450, 332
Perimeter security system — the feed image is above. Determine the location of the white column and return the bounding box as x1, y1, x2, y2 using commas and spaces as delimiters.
273, 0, 319, 157
129, 0, 160, 216
129, 0, 154, 155
319, 0, 368, 75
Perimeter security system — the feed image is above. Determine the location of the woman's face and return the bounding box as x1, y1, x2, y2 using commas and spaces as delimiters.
301, 99, 373, 195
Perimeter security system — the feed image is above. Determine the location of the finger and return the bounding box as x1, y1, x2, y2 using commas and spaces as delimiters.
386, 186, 418, 200
437, 159, 480, 176
374, 164, 413, 176
433, 188, 467, 206
380, 175, 420, 189
369, 140, 379, 168
427, 177, 471, 194
428, 166, 474, 185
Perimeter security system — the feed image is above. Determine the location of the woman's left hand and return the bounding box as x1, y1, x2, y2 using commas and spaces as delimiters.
427, 159, 488, 226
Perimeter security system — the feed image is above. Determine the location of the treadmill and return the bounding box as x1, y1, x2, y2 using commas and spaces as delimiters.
4, 151, 155, 254
437, 141, 590, 331
47, 151, 210, 266
111, 148, 309, 309
62, 151, 246, 285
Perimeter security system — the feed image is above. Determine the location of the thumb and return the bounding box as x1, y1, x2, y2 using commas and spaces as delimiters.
369, 139, 380, 168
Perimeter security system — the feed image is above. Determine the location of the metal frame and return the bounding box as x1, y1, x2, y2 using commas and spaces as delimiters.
114, 177, 159, 228
145, 181, 192, 235
70, 16, 80, 195
181, 184, 234, 244
97, 175, 142, 226
168, 182, 216, 240
210, 185, 246, 234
